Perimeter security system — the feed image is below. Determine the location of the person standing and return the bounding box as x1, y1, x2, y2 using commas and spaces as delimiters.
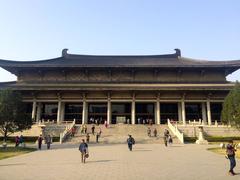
80, 125, 84, 134
127, 135, 135, 151
83, 124, 87, 134
46, 134, 52, 149
38, 134, 43, 150
226, 140, 237, 176
153, 128, 157, 137
79, 139, 88, 163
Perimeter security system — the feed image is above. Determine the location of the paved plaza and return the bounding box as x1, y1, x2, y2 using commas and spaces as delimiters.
0, 143, 239, 180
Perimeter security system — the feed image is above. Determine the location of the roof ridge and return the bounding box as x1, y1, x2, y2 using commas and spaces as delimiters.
61, 48, 180, 58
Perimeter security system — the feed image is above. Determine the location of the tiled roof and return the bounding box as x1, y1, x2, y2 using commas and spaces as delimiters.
0, 49, 240, 68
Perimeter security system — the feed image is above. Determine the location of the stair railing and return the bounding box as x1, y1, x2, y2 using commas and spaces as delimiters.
167, 119, 184, 144
59, 119, 76, 144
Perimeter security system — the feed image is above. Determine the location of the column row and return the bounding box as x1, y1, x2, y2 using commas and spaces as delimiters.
31, 99, 214, 125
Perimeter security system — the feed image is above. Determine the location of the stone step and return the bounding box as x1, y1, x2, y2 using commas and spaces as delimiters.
67, 124, 179, 144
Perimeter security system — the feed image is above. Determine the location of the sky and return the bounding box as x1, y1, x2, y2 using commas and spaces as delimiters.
0, 0, 239, 82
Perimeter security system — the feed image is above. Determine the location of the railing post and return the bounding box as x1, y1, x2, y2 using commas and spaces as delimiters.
60, 133, 62, 144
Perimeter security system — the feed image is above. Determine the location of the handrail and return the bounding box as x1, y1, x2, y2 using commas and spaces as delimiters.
167, 119, 184, 144
59, 119, 76, 144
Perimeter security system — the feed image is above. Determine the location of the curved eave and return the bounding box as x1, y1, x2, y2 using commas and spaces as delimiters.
0, 82, 236, 91
0, 55, 240, 75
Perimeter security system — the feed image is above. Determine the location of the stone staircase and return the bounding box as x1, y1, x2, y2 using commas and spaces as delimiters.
67, 124, 180, 144
44, 124, 67, 137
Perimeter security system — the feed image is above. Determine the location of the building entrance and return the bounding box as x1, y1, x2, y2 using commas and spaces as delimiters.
112, 103, 131, 124
185, 103, 202, 121
41, 103, 58, 121
160, 103, 178, 124
136, 103, 154, 124
65, 103, 83, 124
210, 103, 222, 123
88, 103, 107, 124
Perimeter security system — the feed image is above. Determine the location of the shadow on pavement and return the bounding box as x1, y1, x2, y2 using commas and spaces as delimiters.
0, 163, 26, 167
87, 160, 116, 163
133, 149, 152, 152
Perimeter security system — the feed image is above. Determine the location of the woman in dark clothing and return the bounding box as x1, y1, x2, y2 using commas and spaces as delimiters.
226, 140, 237, 176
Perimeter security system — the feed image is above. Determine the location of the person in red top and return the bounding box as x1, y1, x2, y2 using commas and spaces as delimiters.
15, 136, 20, 147
71, 127, 76, 137
226, 140, 237, 176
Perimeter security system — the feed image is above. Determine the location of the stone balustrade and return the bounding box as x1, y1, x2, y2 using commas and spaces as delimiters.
167, 119, 184, 144
59, 119, 76, 144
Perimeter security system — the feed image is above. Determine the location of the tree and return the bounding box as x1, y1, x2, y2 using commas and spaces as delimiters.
0, 89, 32, 142
221, 82, 240, 128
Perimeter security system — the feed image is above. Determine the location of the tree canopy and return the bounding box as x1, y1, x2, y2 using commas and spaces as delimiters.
221, 82, 240, 128
0, 89, 32, 142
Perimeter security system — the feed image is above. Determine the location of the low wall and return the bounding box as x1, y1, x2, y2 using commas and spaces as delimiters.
178, 126, 240, 137
6, 124, 66, 137
9, 125, 42, 137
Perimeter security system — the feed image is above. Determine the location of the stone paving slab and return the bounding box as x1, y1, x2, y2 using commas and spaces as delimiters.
0, 144, 239, 180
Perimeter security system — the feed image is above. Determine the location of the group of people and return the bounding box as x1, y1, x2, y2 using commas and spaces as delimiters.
147, 127, 158, 137
137, 118, 154, 125
82, 125, 102, 144
15, 135, 24, 147
88, 117, 106, 125
77, 129, 238, 176
79, 134, 136, 164
37, 134, 52, 150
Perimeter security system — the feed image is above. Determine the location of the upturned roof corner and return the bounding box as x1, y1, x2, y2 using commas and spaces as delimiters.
62, 48, 69, 58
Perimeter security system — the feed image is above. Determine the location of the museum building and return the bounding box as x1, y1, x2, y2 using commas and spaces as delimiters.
0, 49, 240, 125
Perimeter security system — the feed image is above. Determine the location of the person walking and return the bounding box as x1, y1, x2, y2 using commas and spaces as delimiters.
86, 133, 90, 143
46, 134, 52, 149
127, 135, 135, 151
79, 139, 89, 163
147, 127, 151, 137
163, 129, 169, 147
226, 140, 237, 176
15, 136, 20, 147
38, 134, 43, 150
91, 125, 95, 135
153, 128, 157, 137
96, 132, 100, 143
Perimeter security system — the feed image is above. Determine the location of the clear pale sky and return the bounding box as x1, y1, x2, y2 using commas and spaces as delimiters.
0, 0, 239, 82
